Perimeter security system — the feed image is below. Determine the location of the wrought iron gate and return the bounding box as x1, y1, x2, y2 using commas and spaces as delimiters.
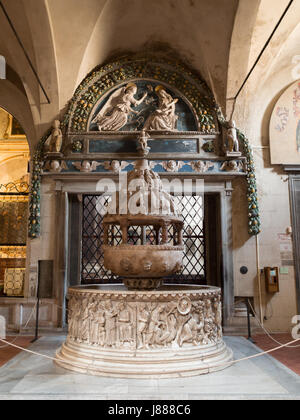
81, 194, 205, 284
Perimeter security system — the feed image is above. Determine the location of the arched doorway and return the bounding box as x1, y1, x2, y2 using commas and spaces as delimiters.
0, 106, 30, 299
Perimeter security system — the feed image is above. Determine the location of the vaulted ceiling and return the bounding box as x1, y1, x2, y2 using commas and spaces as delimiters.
0, 0, 299, 150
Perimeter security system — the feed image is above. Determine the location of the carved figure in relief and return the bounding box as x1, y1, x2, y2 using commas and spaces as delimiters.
117, 303, 133, 344
104, 301, 118, 347
143, 86, 178, 131
78, 298, 90, 343
146, 304, 164, 347
226, 120, 239, 153
157, 303, 178, 345
49, 120, 63, 153
174, 313, 191, 347
68, 297, 79, 339
220, 160, 242, 172
213, 296, 222, 339
162, 160, 183, 172
179, 316, 199, 346
196, 311, 206, 344
44, 160, 67, 173
98, 314, 106, 346
89, 300, 98, 344
203, 319, 216, 344
204, 298, 213, 319
137, 130, 150, 156
137, 304, 150, 349
190, 160, 214, 173
92, 83, 147, 131
72, 160, 101, 173
73, 300, 83, 341
103, 160, 129, 173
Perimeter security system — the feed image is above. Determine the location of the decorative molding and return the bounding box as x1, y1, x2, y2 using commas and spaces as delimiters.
283, 165, 300, 173
41, 159, 246, 175
0, 179, 29, 194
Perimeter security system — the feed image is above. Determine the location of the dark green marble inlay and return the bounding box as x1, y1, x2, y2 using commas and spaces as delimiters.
88, 138, 198, 154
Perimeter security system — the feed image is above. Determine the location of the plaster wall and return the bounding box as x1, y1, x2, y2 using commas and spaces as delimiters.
229, 25, 300, 332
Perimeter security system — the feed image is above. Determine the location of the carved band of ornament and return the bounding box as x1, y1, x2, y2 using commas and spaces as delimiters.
102, 244, 185, 251
68, 288, 221, 301
68, 130, 220, 136
0, 181, 29, 194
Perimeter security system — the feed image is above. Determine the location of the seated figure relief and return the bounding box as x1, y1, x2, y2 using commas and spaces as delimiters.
144, 85, 178, 131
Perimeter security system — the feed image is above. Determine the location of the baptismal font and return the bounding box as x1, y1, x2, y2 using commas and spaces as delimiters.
102, 159, 184, 290
56, 159, 233, 377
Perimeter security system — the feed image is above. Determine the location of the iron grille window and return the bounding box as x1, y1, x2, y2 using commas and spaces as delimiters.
81, 194, 205, 284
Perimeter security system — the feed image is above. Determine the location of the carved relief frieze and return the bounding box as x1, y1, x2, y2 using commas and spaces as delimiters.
67, 288, 222, 350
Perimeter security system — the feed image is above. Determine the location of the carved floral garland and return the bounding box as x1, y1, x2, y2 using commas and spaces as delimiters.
28, 128, 52, 238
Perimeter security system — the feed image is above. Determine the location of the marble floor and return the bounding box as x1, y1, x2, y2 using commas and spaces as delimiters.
0, 336, 299, 400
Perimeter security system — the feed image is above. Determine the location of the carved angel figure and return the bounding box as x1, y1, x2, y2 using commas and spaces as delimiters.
190, 160, 214, 173
162, 160, 183, 172
103, 160, 129, 173
72, 160, 101, 172
220, 160, 242, 172
91, 83, 147, 131
143, 86, 178, 131
49, 120, 63, 153
44, 160, 67, 173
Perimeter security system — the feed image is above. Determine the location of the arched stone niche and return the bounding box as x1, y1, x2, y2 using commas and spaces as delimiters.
64, 54, 219, 134
88, 80, 199, 132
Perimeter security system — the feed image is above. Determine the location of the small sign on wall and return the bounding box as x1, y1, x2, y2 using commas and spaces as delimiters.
278, 233, 294, 266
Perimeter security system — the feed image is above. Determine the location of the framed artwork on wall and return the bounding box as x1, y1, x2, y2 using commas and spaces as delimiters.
270, 80, 300, 165
4, 114, 26, 139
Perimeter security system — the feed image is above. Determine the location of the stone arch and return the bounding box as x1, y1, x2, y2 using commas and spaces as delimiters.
65, 54, 219, 134
0, 81, 36, 153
